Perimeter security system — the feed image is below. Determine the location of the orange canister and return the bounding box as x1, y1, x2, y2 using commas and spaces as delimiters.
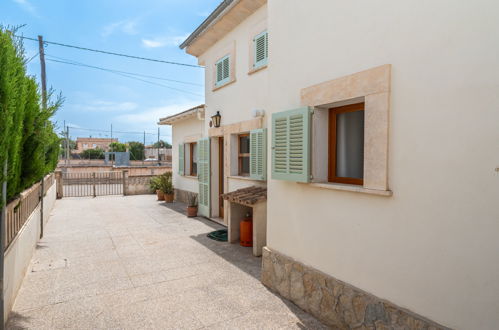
240, 213, 253, 247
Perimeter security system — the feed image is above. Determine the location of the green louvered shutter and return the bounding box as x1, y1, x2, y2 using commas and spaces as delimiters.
215, 55, 230, 86
197, 138, 210, 217
271, 107, 312, 182
178, 143, 184, 175
250, 128, 267, 180
254, 31, 268, 69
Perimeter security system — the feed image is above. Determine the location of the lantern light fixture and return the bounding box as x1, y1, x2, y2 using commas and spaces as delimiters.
211, 111, 221, 128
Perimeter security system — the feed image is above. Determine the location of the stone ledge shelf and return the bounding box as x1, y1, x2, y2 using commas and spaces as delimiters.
222, 186, 267, 256
304, 182, 393, 197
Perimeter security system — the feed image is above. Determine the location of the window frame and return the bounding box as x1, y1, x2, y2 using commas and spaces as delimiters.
189, 142, 198, 176
215, 55, 231, 87
328, 102, 365, 186
253, 30, 268, 69
238, 133, 250, 176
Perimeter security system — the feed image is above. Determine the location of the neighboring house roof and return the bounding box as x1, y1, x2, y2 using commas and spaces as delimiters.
76, 138, 118, 142
180, 0, 266, 57
157, 104, 205, 125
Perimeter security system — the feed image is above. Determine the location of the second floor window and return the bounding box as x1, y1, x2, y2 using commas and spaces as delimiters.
215, 55, 230, 86
253, 30, 268, 69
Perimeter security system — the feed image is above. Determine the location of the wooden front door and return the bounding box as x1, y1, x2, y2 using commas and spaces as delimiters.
219, 136, 224, 218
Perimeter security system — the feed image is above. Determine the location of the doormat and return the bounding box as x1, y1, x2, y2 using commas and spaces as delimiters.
207, 229, 228, 242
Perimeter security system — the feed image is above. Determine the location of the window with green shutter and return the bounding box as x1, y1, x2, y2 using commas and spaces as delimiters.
178, 143, 185, 175
271, 107, 312, 183
250, 128, 267, 181
253, 31, 268, 69
215, 55, 230, 87
197, 138, 210, 217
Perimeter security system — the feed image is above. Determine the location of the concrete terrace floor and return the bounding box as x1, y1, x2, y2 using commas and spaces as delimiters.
7, 195, 327, 329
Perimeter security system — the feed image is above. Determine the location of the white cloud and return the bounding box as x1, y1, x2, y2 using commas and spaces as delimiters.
12, 0, 39, 17
115, 101, 201, 125
141, 34, 189, 49
102, 19, 139, 37
72, 100, 138, 112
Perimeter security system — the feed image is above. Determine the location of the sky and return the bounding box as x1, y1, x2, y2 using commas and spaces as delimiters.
1, 0, 220, 145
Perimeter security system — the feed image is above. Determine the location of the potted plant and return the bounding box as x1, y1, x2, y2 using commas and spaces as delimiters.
187, 193, 198, 217
149, 176, 164, 201
159, 172, 174, 203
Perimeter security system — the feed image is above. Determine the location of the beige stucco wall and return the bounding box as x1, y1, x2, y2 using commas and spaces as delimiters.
172, 116, 204, 194
266, 1, 499, 329
4, 183, 57, 321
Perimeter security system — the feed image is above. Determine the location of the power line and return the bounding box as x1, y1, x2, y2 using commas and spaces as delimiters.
68, 126, 163, 136
25, 52, 39, 64
45, 54, 203, 86
47, 58, 204, 97
14, 35, 203, 68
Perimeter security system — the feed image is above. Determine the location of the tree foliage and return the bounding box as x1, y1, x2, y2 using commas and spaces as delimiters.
0, 27, 62, 205
81, 148, 105, 159
128, 141, 145, 160
153, 140, 172, 149
109, 142, 126, 152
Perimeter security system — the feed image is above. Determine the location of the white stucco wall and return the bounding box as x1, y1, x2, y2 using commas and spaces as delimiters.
4, 183, 57, 321
199, 4, 269, 133
266, 1, 499, 329
172, 116, 204, 194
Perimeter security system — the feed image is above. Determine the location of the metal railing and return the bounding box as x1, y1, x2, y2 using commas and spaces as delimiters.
4, 173, 55, 250
62, 171, 124, 197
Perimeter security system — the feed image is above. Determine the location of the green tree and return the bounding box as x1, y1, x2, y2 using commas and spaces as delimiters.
153, 140, 172, 148
109, 142, 126, 152
81, 148, 104, 159
0, 27, 61, 205
128, 141, 145, 160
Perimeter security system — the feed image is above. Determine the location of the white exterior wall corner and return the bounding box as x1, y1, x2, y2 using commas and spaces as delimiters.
266, 1, 499, 329
171, 116, 205, 194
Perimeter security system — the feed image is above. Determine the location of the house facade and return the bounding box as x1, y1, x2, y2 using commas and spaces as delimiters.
74, 137, 118, 154
161, 1, 499, 329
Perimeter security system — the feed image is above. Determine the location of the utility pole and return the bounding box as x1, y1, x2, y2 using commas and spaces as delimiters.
38, 35, 47, 240
157, 127, 160, 166
66, 126, 70, 165
38, 35, 47, 110
143, 131, 146, 165
111, 124, 113, 140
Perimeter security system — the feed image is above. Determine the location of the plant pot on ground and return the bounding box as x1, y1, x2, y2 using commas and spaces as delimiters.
149, 176, 164, 200
186, 193, 198, 217
159, 172, 174, 203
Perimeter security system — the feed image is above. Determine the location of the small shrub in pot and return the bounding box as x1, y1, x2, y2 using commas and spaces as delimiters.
159, 172, 174, 203
149, 176, 164, 200
187, 193, 198, 217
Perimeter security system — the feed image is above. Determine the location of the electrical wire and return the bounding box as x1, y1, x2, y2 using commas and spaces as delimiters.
45, 54, 203, 86
14, 35, 203, 68
47, 58, 204, 97
68, 126, 165, 136
25, 52, 39, 64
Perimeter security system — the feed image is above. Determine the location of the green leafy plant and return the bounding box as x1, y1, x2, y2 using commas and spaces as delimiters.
0, 26, 62, 206
187, 192, 198, 207
128, 141, 145, 160
149, 176, 161, 191
81, 148, 105, 159
158, 172, 173, 195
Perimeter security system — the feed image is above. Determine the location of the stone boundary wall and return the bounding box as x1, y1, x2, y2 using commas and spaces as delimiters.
174, 188, 197, 204
261, 247, 449, 330
127, 175, 154, 195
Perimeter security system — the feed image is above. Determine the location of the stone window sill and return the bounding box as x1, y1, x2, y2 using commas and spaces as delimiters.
248, 64, 267, 75
228, 175, 265, 182
212, 79, 236, 92
302, 182, 392, 197
183, 175, 198, 180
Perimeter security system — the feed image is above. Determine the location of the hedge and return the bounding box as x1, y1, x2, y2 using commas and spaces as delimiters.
0, 27, 62, 207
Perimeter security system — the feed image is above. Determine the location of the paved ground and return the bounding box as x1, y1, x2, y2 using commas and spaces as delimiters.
7, 195, 327, 329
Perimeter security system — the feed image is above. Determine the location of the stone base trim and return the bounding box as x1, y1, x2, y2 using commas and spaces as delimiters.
174, 188, 196, 204
261, 247, 449, 330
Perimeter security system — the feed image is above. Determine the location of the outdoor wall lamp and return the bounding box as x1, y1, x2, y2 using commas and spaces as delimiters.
211, 111, 222, 128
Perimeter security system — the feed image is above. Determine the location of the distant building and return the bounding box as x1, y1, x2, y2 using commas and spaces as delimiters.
74, 138, 118, 154
144, 145, 172, 161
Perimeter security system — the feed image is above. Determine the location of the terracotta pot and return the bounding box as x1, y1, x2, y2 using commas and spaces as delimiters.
164, 193, 174, 203
187, 206, 198, 217
156, 190, 165, 201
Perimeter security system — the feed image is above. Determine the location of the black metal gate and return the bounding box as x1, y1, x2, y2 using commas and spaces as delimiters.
62, 171, 123, 197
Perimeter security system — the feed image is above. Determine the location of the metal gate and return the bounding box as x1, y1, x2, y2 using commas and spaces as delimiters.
62, 171, 123, 197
